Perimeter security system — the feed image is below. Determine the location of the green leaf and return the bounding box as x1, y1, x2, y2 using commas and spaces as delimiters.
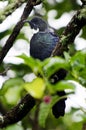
64, 51, 71, 61
81, 26, 86, 39
70, 50, 86, 85
4, 124, 23, 130
38, 96, 59, 127
38, 102, 51, 127
10, 63, 32, 77
23, 78, 45, 99
0, 78, 24, 105
18, 54, 42, 75
70, 50, 86, 71
48, 81, 75, 92
42, 57, 68, 78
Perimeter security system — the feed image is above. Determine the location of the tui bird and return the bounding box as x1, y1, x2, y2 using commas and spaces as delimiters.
25, 17, 67, 118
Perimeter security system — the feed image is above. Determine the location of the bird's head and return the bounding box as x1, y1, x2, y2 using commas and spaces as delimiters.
25, 17, 48, 31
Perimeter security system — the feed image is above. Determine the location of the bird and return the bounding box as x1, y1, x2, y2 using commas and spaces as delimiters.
28, 17, 59, 60
25, 16, 67, 118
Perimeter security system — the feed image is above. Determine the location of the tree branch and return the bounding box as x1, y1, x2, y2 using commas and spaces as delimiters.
0, 0, 41, 65
0, 0, 27, 23
0, 94, 35, 128
51, 4, 86, 56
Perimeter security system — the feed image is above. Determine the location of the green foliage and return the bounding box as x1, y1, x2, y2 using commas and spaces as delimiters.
1, 124, 24, 130
38, 102, 51, 127
11, 49, 86, 128
19, 54, 75, 93
18, 54, 42, 75
38, 96, 59, 127
43, 56, 68, 78
24, 77, 45, 99
18, 50, 86, 128
9, 63, 32, 77
69, 49, 86, 86
81, 26, 86, 39
1, 49, 86, 128
0, 78, 24, 107
50, 81, 75, 91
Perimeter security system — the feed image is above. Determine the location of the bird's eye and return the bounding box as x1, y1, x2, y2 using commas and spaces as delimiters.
31, 23, 38, 30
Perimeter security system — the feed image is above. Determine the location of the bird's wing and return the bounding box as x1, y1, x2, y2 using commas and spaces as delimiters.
30, 32, 58, 60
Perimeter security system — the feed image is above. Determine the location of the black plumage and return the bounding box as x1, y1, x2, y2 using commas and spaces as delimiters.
30, 32, 59, 60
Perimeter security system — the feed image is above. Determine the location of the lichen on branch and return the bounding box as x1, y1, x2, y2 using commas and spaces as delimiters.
0, 0, 27, 23
0, 94, 35, 128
